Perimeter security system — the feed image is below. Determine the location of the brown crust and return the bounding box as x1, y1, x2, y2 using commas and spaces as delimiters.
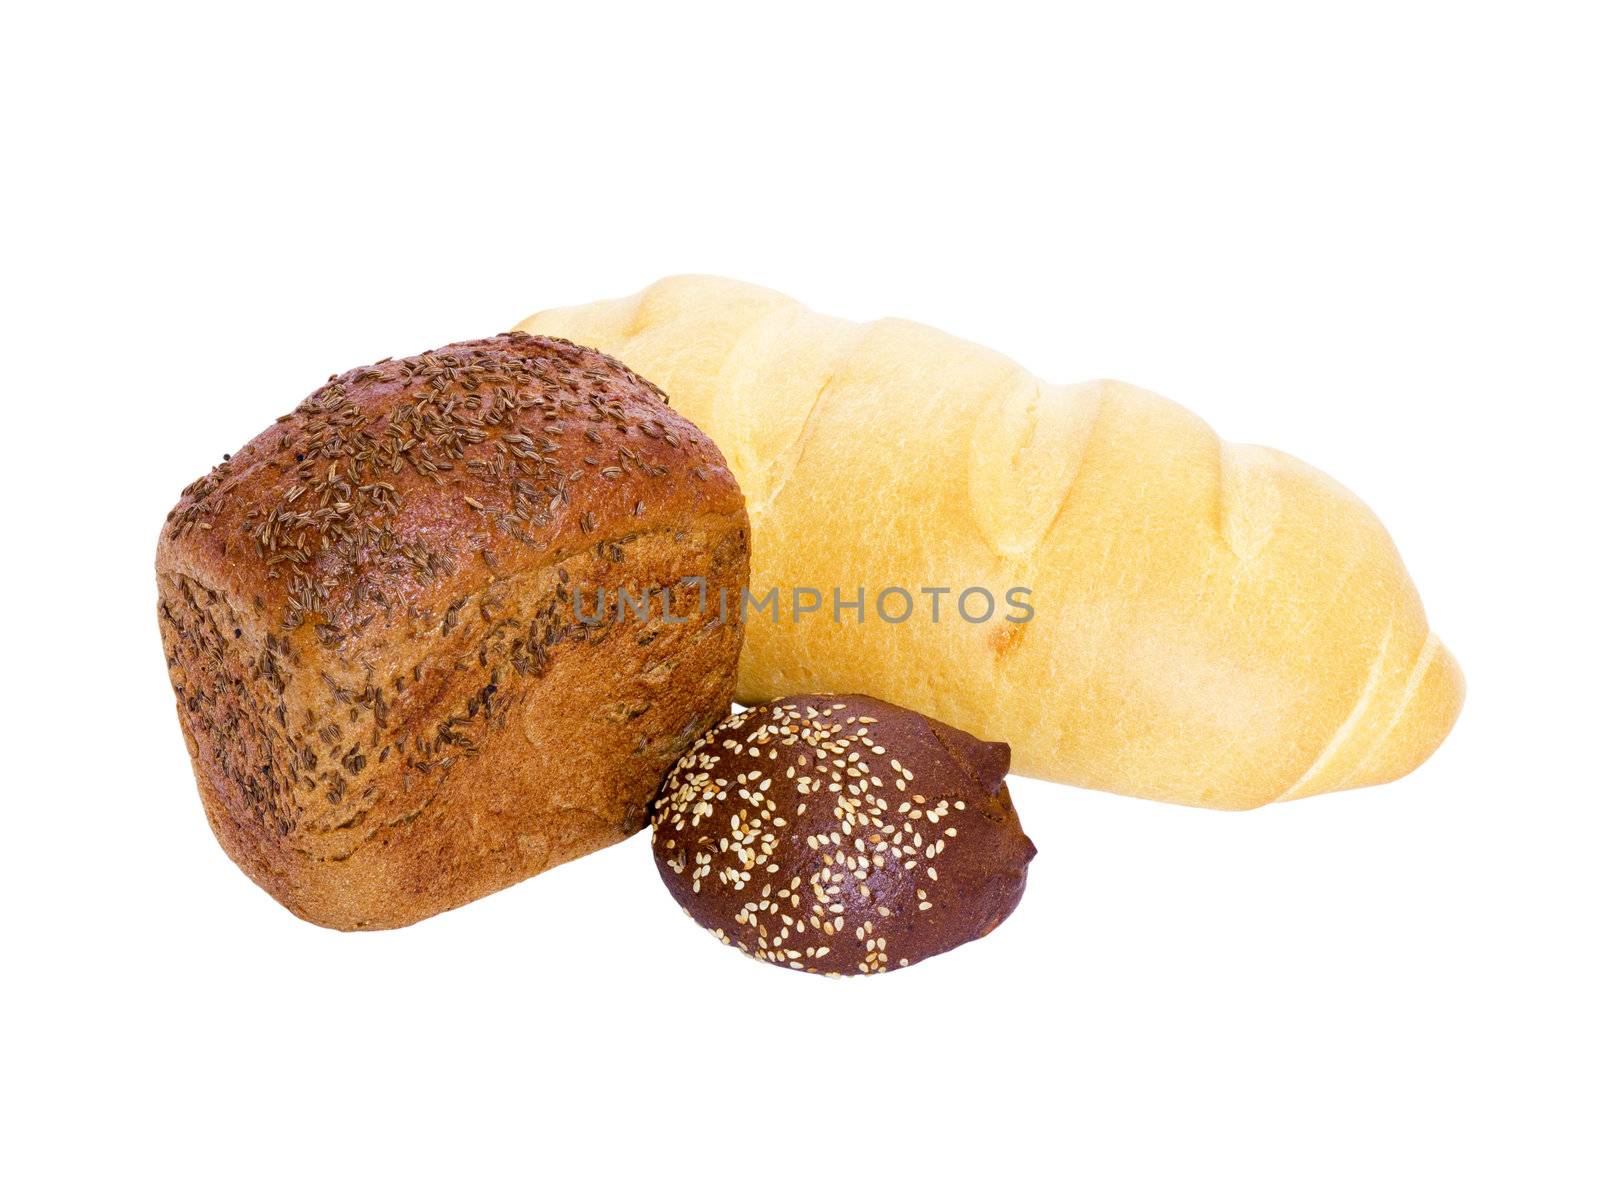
652, 694, 1034, 974
157, 333, 749, 929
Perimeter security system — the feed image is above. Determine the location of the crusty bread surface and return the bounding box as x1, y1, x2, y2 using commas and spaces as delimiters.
519, 278, 1463, 809
158, 333, 748, 928
654, 694, 1035, 975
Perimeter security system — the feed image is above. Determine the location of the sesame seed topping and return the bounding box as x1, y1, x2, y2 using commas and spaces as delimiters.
651, 695, 1028, 977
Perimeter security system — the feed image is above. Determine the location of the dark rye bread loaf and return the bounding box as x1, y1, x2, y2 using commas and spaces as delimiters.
158, 333, 749, 930
652, 694, 1035, 974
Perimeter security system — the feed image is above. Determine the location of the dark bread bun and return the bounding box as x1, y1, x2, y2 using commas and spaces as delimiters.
652, 694, 1035, 974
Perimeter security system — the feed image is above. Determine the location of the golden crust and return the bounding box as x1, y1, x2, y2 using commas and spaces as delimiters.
520, 279, 1464, 809
157, 334, 749, 928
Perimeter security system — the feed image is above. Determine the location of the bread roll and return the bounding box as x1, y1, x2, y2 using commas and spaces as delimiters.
653, 694, 1034, 974
157, 334, 748, 929
519, 277, 1464, 809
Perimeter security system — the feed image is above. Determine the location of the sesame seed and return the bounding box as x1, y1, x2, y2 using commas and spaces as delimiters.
648, 696, 1014, 978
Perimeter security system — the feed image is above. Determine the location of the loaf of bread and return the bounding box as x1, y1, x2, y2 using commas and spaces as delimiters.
157, 333, 748, 928
653, 694, 1035, 974
519, 278, 1464, 809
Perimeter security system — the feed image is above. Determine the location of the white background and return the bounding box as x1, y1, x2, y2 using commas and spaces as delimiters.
6, 3, 1596, 1196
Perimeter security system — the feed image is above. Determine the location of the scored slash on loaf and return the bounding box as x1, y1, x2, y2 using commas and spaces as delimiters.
519, 277, 1465, 810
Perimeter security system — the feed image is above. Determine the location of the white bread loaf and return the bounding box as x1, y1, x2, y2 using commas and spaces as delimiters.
518, 277, 1462, 809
